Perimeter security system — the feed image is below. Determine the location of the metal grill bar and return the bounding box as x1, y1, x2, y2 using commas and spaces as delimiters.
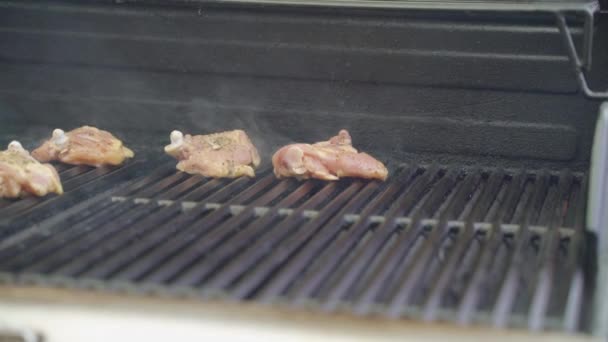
133, 172, 190, 199
269, 167, 420, 304
114, 165, 176, 197
320, 168, 442, 310
201, 181, 344, 293
74, 176, 265, 280
492, 170, 551, 328
19, 204, 147, 275
33, 202, 158, 275
0, 161, 145, 233
559, 176, 587, 332
115, 177, 287, 283
223, 181, 366, 298
422, 170, 506, 321
352, 168, 462, 315
109, 174, 278, 283
0, 199, 118, 261
0, 163, 590, 332
0, 199, 12, 210
166, 181, 317, 287
59, 165, 88, 178
457, 171, 525, 324
0, 165, 92, 216
153, 176, 206, 201
1, 166, 117, 217
0, 201, 133, 271
528, 171, 573, 331
299, 167, 431, 308
52, 203, 177, 277
408, 172, 486, 310
387, 169, 483, 317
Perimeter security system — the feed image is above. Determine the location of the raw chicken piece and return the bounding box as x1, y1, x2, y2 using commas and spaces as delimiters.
32, 126, 134, 167
272, 129, 388, 181
0, 141, 63, 198
165, 130, 261, 178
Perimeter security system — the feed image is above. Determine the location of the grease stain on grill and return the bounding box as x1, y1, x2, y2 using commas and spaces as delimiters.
0, 163, 589, 332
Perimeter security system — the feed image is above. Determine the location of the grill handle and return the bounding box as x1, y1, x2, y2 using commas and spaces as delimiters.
588, 102, 608, 237
589, 102, 608, 337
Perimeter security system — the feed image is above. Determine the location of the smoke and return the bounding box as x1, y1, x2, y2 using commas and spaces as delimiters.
0, 5, 365, 165
0, 101, 57, 151
183, 108, 278, 168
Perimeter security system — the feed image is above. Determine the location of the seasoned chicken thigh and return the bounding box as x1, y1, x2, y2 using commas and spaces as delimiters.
0, 141, 63, 198
272, 129, 388, 181
32, 126, 134, 167
165, 130, 261, 178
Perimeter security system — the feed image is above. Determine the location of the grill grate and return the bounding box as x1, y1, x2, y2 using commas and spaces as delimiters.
0, 161, 146, 235
0, 163, 590, 332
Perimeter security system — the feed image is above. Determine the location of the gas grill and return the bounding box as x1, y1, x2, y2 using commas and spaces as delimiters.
1, 0, 607, 340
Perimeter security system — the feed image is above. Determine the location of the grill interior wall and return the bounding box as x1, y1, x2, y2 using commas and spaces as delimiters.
0, 2, 607, 170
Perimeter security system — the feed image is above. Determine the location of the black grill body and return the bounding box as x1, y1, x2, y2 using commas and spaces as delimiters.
0, 0, 606, 335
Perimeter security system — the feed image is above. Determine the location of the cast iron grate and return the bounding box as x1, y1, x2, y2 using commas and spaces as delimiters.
0, 163, 589, 332
0, 160, 146, 236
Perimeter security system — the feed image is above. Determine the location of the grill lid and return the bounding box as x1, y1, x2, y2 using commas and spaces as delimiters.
104, 0, 599, 11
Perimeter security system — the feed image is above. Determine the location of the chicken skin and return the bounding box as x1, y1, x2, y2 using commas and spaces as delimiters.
32, 126, 134, 167
0, 141, 63, 198
272, 129, 388, 181
165, 130, 261, 178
